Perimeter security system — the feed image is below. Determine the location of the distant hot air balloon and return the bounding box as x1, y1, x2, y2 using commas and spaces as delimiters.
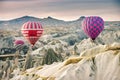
21, 21, 43, 47
14, 40, 24, 46
82, 16, 104, 40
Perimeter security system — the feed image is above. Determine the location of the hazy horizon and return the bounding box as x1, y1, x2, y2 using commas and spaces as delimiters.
0, 0, 120, 21
0, 15, 120, 22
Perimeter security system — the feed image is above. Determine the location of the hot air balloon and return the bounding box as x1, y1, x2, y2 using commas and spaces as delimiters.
82, 16, 104, 40
14, 39, 25, 49
14, 40, 24, 46
21, 21, 43, 47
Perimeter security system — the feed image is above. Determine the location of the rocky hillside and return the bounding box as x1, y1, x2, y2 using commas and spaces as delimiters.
30, 39, 69, 66
10, 42, 120, 80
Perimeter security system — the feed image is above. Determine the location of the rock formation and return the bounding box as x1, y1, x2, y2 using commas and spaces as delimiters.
10, 42, 120, 80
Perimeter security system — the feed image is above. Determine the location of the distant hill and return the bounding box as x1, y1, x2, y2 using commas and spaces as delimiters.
0, 16, 86, 30
0, 15, 120, 32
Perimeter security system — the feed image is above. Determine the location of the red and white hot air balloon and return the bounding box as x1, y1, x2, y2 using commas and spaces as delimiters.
21, 21, 43, 46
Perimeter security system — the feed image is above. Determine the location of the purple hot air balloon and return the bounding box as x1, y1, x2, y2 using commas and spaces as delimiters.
82, 16, 104, 40
14, 40, 25, 46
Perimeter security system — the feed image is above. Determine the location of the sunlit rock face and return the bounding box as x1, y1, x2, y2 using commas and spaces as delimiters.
10, 42, 120, 80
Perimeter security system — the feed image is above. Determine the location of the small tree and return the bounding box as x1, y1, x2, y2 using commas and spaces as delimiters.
23, 50, 33, 71
74, 45, 79, 55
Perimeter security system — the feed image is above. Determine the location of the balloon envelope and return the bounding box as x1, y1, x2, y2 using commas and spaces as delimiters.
14, 40, 24, 45
21, 21, 43, 46
82, 16, 104, 40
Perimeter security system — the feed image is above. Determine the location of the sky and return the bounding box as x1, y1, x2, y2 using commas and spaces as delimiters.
0, 0, 120, 21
